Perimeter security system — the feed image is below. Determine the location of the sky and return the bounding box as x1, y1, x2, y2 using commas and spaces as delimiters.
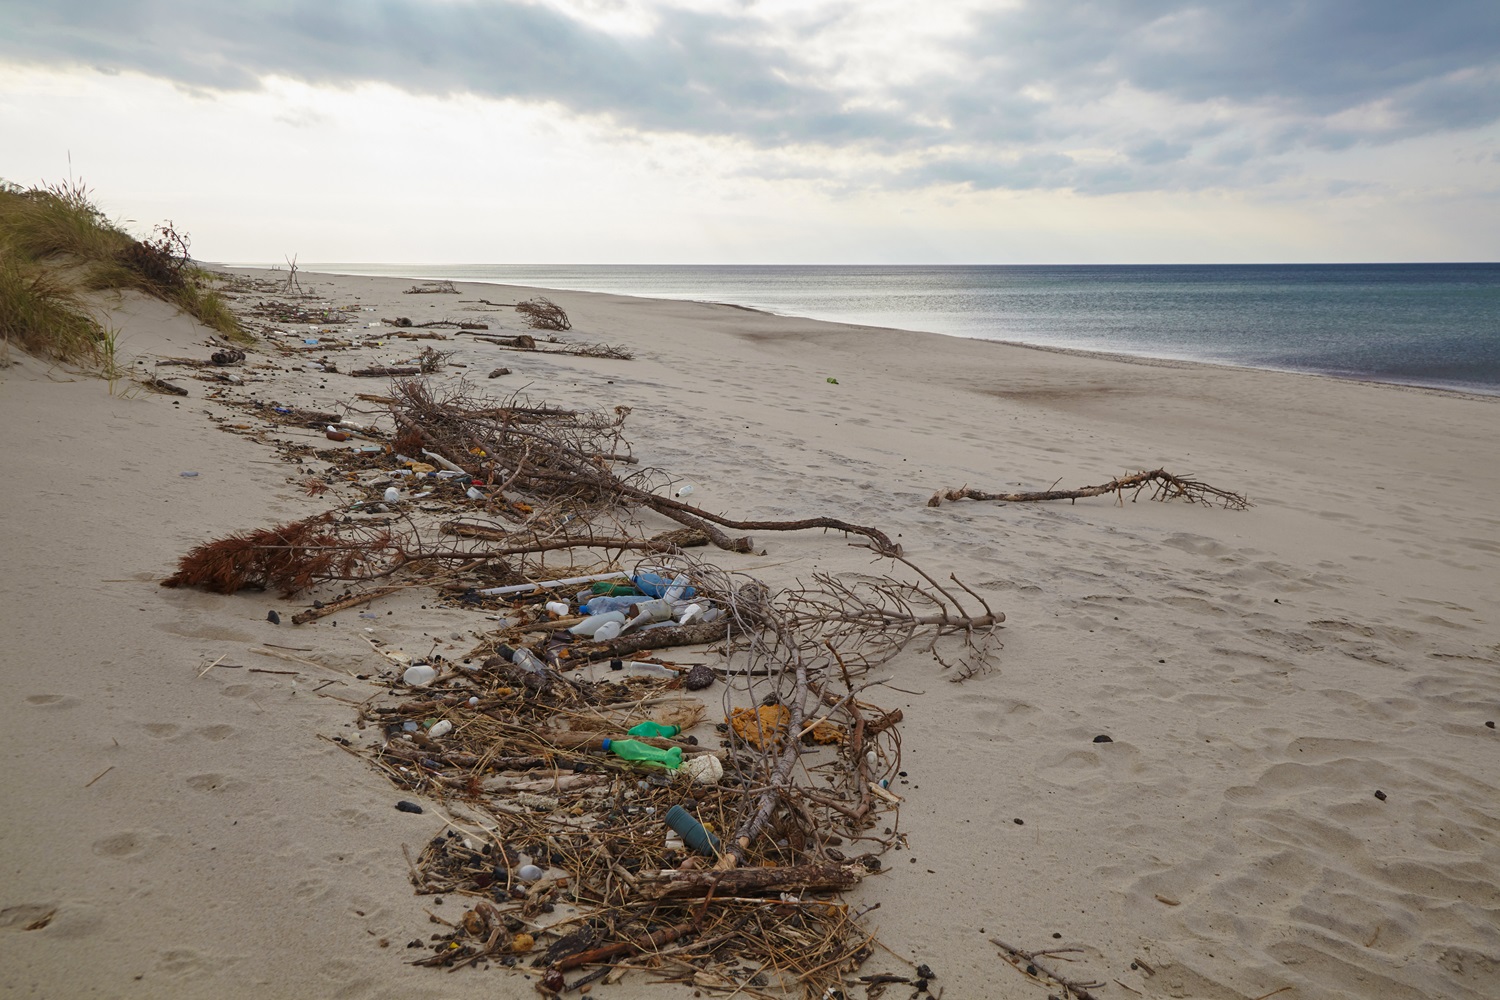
2, 0, 1498, 264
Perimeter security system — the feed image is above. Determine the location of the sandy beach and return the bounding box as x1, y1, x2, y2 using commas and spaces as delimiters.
2, 269, 1498, 1000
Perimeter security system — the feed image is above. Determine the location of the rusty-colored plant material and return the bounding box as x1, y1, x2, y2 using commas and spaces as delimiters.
159, 513, 400, 596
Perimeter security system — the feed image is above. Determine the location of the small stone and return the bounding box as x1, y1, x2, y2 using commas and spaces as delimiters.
683, 663, 715, 690
1487, 721, 1495, 729
1013, 818, 1024, 825
1092, 734, 1113, 743
266, 610, 281, 625
915, 964, 934, 980
1374, 790, 1387, 801
395, 800, 424, 813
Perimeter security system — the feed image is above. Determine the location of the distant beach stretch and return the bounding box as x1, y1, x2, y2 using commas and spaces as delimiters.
4, 261, 1498, 999
277, 262, 1500, 397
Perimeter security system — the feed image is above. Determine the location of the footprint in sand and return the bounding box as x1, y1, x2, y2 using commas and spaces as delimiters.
185, 773, 245, 794
144, 723, 180, 738
26, 694, 81, 709
92, 830, 165, 860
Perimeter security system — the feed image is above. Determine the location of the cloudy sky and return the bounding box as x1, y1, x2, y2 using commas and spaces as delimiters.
2, 0, 1497, 263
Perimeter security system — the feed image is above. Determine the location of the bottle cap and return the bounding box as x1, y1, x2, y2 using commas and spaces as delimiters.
496, 643, 516, 659
601, 738, 612, 751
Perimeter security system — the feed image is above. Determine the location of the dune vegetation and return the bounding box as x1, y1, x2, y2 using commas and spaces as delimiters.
0, 178, 248, 366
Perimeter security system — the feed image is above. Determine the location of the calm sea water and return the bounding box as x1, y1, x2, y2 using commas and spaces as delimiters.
275, 263, 1500, 396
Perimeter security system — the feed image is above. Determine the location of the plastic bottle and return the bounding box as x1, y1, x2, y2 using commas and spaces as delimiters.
662, 574, 691, 603
665, 804, 720, 856
634, 571, 695, 600
677, 603, 704, 625
428, 720, 453, 738
624, 598, 674, 632
402, 664, 437, 686
495, 643, 547, 676
601, 738, 683, 769
383, 487, 400, 502
592, 620, 624, 641
544, 601, 570, 618
568, 611, 627, 637
581, 595, 650, 615
627, 721, 681, 739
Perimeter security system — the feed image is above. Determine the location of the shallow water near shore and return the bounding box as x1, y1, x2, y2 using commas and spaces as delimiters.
255, 262, 1500, 396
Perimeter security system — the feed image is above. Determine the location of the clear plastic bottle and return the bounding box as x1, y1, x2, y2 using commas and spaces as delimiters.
581, 595, 650, 615
496, 643, 547, 676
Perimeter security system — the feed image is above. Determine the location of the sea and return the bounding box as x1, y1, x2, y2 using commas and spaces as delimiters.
272, 263, 1500, 396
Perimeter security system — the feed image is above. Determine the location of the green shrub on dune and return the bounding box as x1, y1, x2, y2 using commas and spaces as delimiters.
0, 178, 250, 366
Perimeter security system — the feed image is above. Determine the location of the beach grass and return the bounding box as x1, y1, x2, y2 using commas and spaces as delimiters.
0, 178, 250, 364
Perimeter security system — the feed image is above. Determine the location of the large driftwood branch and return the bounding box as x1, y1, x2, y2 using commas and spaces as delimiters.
929, 468, 1250, 511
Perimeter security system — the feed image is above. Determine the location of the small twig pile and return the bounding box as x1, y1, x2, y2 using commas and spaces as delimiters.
515, 296, 571, 331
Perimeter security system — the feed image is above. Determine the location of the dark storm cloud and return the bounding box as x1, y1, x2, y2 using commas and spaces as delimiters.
4, 1, 1498, 193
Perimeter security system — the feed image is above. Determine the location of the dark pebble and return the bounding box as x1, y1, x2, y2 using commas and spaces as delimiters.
1487, 721, 1495, 729
1052, 932, 1062, 939
1093, 734, 1113, 743
915, 964, 934, 980
266, 610, 281, 624
395, 800, 424, 813
1013, 818, 1024, 825
1374, 790, 1387, 801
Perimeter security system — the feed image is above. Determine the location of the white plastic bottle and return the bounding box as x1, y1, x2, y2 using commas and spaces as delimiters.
568, 611, 627, 637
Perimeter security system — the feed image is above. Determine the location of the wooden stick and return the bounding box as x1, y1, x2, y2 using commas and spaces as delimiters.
290, 584, 407, 624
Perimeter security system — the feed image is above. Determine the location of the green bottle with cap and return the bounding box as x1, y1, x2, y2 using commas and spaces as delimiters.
601, 738, 683, 769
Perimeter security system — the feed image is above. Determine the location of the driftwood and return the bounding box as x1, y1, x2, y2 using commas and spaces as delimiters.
638, 862, 864, 900
561, 620, 733, 663
991, 938, 1105, 1000
289, 584, 408, 625
351, 365, 420, 378
137, 375, 188, 396
930, 468, 1250, 510
514, 297, 570, 332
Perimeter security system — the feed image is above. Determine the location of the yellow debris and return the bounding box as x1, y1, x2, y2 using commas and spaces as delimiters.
729, 705, 790, 749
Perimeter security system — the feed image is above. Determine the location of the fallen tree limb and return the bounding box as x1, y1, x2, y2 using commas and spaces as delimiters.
559, 620, 733, 663
929, 468, 1250, 511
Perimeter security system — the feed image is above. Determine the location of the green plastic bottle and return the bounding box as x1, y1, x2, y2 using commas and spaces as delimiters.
627, 721, 681, 739
601, 738, 683, 769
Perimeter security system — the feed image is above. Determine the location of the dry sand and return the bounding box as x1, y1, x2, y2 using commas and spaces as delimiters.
2, 269, 1497, 1000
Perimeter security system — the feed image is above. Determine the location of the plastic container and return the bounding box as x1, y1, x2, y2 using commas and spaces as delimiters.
601, 738, 683, 770
624, 599, 674, 631
627, 721, 681, 738
580, 595, 651, 615
402, 664, 437, 686
383, 487, 400, 502
592, 620, 624, 641
496, 643, 547, 676
665, 804, 720, 856
544, 601, 570, 618
428, 720, 453, 738
568, 611, 627, 637
634, 572, 695, 600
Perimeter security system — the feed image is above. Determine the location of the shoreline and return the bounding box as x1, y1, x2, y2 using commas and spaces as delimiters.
219, 263, 1500, 400
4, 267, 1498, 999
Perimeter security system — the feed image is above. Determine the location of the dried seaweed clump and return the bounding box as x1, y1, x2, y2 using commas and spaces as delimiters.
514, 296, 571, 331
160, 513, 399, 596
